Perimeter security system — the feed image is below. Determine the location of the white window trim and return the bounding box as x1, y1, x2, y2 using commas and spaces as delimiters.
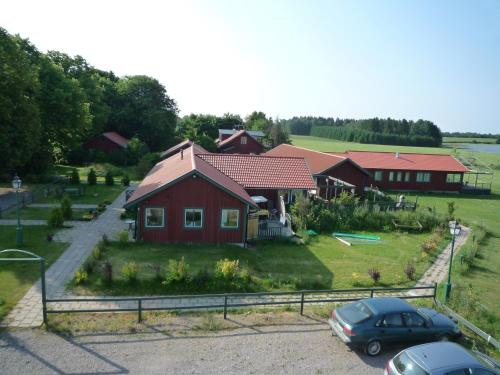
184, 208, 204, 228
221, 209, 240, 229
374, 171, 383, 182
144, 207, 165, 228
240, 136, 247, 145
404, 172, 411, 182
416, 172, 431, 183
446, 173, 462, 183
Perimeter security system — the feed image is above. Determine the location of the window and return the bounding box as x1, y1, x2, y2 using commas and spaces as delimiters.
374, 171, 383, 182
240, 136, 247, 145
145, 207, 165, 228
389, 171, 395, 182
404, 172, 411, 182
397, 172, 403, 182
394, 352, 430, 375
184, 208, 203, 228
402, 312, 426, 327
416, 172, 431, 183
221, 209, 239, 229
383, 313, 404, 327
446, 173, 462, 183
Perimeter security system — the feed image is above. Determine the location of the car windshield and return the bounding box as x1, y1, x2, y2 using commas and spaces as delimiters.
393, 352, 429, 375
340, 302, 373, 324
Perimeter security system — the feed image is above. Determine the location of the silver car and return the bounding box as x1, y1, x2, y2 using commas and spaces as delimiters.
384, 342, 499, 375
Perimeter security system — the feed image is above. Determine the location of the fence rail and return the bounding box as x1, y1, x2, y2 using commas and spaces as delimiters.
435, 300, 499, 350
45, 284, 436, 323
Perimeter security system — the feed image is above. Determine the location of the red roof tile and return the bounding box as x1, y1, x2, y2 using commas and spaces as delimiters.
197, 153, 316, 190
332, 151, 469, 172
102, 132, 129, 147
125, 146, 256, 208
160, 140, 193, 160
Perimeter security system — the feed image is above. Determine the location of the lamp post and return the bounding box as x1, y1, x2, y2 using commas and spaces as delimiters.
12, 174, 23, 246
444, 221, 461, 300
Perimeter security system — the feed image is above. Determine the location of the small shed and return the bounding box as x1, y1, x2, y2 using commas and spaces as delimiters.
84, 132, 130, 154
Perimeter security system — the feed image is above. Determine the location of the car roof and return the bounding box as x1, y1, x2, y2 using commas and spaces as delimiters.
363, 297, 415, 314
406, 342, 482, 372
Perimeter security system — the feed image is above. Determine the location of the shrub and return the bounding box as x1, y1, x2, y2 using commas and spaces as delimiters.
92, 245, 103, 260
351, 272, 362, 287
87, 168, 97, 185
60, 194, 73, 220
75, 268, 88, 285
447, 201, 456, 220
118, 230, 129, 244
48, 208, 64, 228
102, 260, 113, 283
164, 257, 190, 284
69, 168, 80, 184
82, 258, 96, 274
404, 262, 416, 280
121, 175, 130, 186
105, 171, 114, 186
102, 234, 110, 246
192, 267, 211, 288
121, 262, 138, 282
146, 263, 162, 280
368, 268, 381, 284
215, 259, 240, 280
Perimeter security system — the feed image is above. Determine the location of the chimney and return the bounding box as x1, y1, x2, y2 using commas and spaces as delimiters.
395, 152, 399, 159
180, 148, 184, 160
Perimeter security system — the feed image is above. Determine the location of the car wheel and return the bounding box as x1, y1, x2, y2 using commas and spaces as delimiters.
365, 340, 382, 356
438, 334, 450, 342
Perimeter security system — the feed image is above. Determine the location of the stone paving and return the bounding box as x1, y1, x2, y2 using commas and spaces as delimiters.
1, 189, 129, 328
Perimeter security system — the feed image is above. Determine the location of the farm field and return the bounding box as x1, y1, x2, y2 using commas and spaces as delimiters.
0, 226, 68, 321
443, 136, 497, 144
73, 232, 439, 296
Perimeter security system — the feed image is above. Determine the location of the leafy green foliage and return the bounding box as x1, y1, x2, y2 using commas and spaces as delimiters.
69, 168, 80, 184
87, 168, 97, 185
105, 171, 114, 186
118, 230, 129, 244
75, 268, 88, 285
92, 245, 103, 261
121, 175, 130, 186
60, 194, 73, 220
164, 257, 191, 284
215, 259, 240, 280
121, 262, 138, 282
136, 152, 160, 178
47, 208, 64, 228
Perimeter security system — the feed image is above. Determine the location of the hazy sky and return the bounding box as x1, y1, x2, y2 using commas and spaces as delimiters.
2, 0, 499, 133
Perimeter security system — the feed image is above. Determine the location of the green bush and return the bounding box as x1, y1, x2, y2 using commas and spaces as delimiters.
121, 262, 138, 282
82, 258, 96, 274
105, 171, 114, 186
121, 174, 130, 186
92, 245, 103, 260
87, 168, 97, 185
75, 268, 88, 285
60, 194, 73, 220
69, 168, 80, 184
164, 257, 191, 284
404, 262, 416, 280
118, 230, 129, 244
48, 208, 64, 228
102, 260, 113, 284
215, 259, 240, 280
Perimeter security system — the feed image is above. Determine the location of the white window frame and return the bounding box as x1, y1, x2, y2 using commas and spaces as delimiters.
446, 173, 462, 183
184, 208, 203, 229
221, 209, 240, 229
240, 136, 247, 145
404, 172, 411, 182
389, 171, 395, 182
144, 207, 165, 228
396, 172, 402, 182
416, 172, 431, 183
374, 171, 383, 182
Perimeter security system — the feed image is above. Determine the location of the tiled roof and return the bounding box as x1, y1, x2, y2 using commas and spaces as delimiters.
266, 144, 349, 174
160, 139, 193, 160
331, 151, 469, 172
102, 132, 129, 147
124, 146, 256, 208
197, 153, 316, 190
219, 129, 265, 137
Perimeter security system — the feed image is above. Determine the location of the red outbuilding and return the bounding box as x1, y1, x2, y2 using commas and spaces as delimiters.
84, 132, 130, 154
217, 130, 264, 155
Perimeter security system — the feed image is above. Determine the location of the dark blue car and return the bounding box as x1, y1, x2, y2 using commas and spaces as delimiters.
328, 297, 461, 356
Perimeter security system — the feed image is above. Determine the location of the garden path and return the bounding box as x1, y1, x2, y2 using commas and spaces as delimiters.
1, 187, 129, 328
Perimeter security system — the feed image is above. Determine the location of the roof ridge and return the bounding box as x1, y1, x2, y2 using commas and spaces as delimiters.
281, 143, 347, 160
344, 150, 452, 156
197, 152, 308, 160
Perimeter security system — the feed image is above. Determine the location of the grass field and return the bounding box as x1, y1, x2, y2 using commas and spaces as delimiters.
1, 207, 90, 221
73, 231, 441, 296
443, 136, 497, 144
0, 226, 68, 321
52, 163, 139, 183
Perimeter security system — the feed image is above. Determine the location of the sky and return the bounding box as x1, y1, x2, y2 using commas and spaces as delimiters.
1, 0, 500, 133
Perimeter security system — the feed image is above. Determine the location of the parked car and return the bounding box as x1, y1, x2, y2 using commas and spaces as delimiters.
328, 297, 461, 356
384, 342, 500, 374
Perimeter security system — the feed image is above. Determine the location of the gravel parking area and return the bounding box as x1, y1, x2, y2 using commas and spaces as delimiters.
0, 317, 398, 374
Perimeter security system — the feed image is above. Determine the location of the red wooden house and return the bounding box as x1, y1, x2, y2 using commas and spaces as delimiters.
124, 143, 315, 243
84, 132, 130, 154
216, 130, 264, 155
266, 144, 370, 198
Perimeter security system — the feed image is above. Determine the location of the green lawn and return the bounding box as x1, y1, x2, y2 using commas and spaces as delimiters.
36, 183, 125, 205
73, 231, 440, 296
0, 226, 68, 321
52, 163, 139, 183
443, 136, 497, 144
1, 207, 90, 221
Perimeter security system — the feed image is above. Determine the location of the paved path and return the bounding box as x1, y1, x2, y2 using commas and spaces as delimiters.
27, 203, 98, 209
409, 226, 470, 296
1, 189, 128, 328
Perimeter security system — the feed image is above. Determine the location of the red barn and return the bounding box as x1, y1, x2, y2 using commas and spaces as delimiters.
333, 151, 469, 193
124, 143, 315, 243
84, 132, 130, 154
266, 144, 370, 198
217, 130, 264, 155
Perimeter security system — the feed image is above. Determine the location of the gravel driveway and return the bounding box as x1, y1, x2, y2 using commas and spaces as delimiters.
0, 320, 398, 374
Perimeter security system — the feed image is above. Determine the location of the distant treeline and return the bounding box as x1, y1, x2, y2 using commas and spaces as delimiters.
283, 117, 442, 147
443, 132, 500, 138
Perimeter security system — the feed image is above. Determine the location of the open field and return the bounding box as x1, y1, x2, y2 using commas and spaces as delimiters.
443, 136, 497, 144
73, 232, 440, 296
0, 226, 68, 321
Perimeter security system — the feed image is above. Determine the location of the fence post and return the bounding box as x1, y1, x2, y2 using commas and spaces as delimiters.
138, 299, 142, 323
40, 258, 47, 325
300, 292, 305, 315
433, 283, 437, 299
370, 289, 374, 298
223, 295, 228, 319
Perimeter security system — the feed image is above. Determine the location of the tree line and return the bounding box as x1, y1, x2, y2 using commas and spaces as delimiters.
1, 27, 178, 178
282, 117, 443, 147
